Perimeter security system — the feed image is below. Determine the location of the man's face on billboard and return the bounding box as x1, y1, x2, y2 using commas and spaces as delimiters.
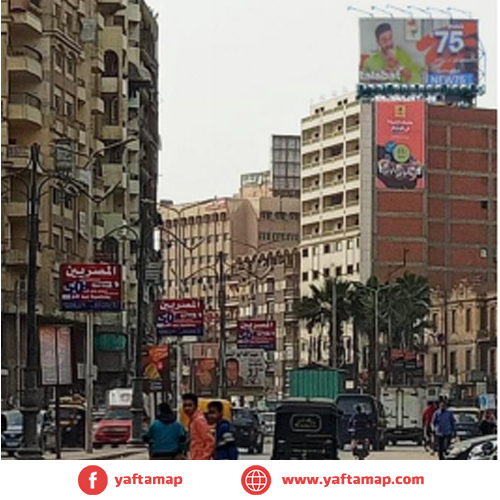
226, 360, 239, 382
378, 29, 394, 55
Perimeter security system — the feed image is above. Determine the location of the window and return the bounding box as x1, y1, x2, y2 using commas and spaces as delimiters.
450, 351, 457, 374
480, 248, 488, 258
302, 248, 309, 258
465, 308, 471, 333
65, 237, 72, 254
302, 272, 308, 282
104, 51, 119, 77
55, 50, 64, 72
54, 87, 63, 115
432, 313, 439, 331
64, 193, 73, 210
335, 266, 342, 277
53, 233, 60, 250
323, 268, 330, 278
104, 95, 119, 126
66, 13, 74, 34
347, 240, 354, 250
65, 96, 75, 119
490, 307, 496, 334
52, 188, 61, 205
312, 247, 317, 256
490, 349, 497, 376
356, 263, 360, 273
312, 270, 319, 280
324, 244, 330, 254
55, 5, 62, 28
335, 242, 342, 252
357, 238, 360, 248
465, 350, 472, 372
67, 56, 76, 79
347, 264, 354, 275
451, 310, 457, 333
53, 277, 59, 295
432, 353, 438, 375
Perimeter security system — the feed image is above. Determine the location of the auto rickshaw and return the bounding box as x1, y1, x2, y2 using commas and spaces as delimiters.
271, 398, 340, 460
179, 398, 232, 431
45, 397, 86, 451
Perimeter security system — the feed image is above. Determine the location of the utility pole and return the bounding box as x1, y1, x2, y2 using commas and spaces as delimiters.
374, 289, 380, 400
330, 280, 337, 369
218, 251, 227, 399
17, 144, 43, 459
130, 195, 147, 444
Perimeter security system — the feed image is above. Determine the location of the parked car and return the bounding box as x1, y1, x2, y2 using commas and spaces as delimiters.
336, 394, 387, 451
450, 407, 481, 441
93, 408, 133, 448
259, 412, 275, 436
468, 438, 497, 460
232, 408, 264, 454
1, 410, 50, 456
446, 434, 495, 460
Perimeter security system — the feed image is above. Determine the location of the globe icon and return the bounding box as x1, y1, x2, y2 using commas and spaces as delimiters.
245, 469, 268, 493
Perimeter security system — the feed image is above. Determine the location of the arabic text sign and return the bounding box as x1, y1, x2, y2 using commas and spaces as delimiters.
60, 264, 122, 312
359, 18, 479, 85
376, 101, 425, 190
237, 320, 276, 351
39, 326, 72, 386
156, 299, 205, 336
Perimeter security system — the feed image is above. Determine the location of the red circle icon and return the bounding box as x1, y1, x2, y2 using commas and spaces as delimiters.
241, 465, 272, 495
78, 465, 108, 495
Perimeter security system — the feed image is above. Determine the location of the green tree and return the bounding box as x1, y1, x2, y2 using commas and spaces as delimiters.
294, 278, 351, 367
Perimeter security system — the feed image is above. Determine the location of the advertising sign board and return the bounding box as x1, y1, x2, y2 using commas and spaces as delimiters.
237, 320, 276, 351
157, 299, 205, 336
39, 326, 72, 386
376, 101, 425, 190
359, 18, 479, 86
60, 264, 122, 312
226, 349, 266, 388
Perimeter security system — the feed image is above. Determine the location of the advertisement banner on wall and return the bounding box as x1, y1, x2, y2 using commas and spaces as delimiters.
226, 349, 266, 388
60, 264, 122, 312
376, 101, 425, 190
39, 326, 72, 386
194, 359, 218, 396
237, 320, 276, 351
156, 299, 205, 336
359, 18, 479, 85
143, 345, 170, 393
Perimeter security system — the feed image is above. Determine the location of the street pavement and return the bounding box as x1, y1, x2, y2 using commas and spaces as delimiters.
2, 442, 435, 460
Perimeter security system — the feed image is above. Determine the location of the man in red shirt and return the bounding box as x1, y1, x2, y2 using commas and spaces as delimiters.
182, 393, 215, 460
422, 401, 437, 452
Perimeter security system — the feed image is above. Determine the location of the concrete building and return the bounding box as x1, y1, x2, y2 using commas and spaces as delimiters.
299, 91, 497, 368
1, 0, 159, 406
425, 281, 497, 400
271, 134, 301, 198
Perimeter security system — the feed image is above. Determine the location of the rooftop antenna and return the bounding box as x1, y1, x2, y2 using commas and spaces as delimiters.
426, 7, 451, 18
407, 5, 432, 17
447, 7, 472, 19
386, 4, 413, 17
371, 6, 394, 17
347, 6, 374, 17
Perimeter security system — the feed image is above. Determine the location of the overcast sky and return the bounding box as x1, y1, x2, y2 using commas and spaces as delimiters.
145, 0, 497, 204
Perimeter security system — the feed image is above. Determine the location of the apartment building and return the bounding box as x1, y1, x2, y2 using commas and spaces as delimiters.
299, 92, 497, 368
1, 0, 159, 405
425, 281, 497, 400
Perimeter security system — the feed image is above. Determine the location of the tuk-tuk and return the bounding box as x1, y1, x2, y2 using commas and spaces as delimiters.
45, 398, 86, 451
271, 398, 340, 460
180, 398, 232, 431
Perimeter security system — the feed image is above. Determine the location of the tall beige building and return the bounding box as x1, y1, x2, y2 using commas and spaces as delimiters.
1, 0, 159, 406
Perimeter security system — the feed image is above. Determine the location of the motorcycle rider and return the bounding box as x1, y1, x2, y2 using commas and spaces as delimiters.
348, 405, 371, 457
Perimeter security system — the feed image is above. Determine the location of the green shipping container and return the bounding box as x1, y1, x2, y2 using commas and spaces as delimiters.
290, 365, 346, 400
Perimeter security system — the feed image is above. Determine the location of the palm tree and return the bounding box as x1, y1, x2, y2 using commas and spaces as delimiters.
295, 278, 351, 367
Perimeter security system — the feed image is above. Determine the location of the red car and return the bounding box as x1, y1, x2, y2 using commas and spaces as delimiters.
93, 408, 132, 448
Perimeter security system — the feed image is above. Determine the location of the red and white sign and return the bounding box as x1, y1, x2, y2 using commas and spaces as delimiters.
157, 299, 205, 336
237, 320, 276, 351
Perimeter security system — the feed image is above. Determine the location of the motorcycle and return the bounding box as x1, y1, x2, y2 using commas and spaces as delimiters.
352, 438, 370, 460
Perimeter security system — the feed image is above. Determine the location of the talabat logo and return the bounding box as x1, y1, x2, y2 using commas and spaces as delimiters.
241, 465, 272, 495
78, 465, 108, 495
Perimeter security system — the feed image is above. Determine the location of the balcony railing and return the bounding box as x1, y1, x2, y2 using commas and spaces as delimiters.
7, 145, 30, 158
9, 45, 42, 61
9, 92, 41, 109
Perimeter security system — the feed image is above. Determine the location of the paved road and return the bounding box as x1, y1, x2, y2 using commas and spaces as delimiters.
2, 443, 435, 461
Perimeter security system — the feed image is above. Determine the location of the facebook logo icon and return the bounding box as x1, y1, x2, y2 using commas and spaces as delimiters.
79, 466, 108, 495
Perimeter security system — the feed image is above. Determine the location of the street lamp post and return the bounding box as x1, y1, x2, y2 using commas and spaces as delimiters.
217, 251, 227, 399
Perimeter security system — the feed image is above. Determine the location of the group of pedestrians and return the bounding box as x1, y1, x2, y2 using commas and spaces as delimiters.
143, 393, 239, 460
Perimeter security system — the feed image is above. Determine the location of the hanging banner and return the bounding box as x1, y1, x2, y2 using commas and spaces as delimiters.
156, 299, 205, 336
359, 18, 479, 85
376, 101, 425, 190
39, 326, 72, 386
143, 345, 170, 393
237, 320, 276, 351
60, 264, 122, 312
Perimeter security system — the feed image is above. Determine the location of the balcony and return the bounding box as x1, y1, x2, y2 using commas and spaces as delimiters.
91, 48, 104, 73
8, 46, 43, 82
102, 76, 119, 93
77, 79, 86, 103
78, 124, 87, 146
323, 154, 343, 166
97, 0, 127, 15
102, 163, 124, 187
91, 96, 105, 114
8, 93, 42, 127
2, 145, 31, 169
101, 124, 126, 141
2, 248, 41, 268
4, 201, 26, 218
10, 1, 43, 35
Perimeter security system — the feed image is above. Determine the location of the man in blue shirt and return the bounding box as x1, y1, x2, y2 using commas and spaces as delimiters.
431, 400, 456, 460
143, 403, 186, 459
207, 401, 238, 460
